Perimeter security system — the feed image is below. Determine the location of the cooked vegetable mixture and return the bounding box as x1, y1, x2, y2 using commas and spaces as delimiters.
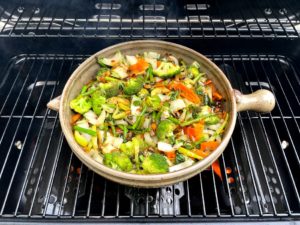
70, 51, 228, 174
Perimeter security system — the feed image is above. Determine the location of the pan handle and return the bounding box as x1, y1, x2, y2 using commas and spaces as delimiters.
234, 89, 275, 113
47, 95, 61, 112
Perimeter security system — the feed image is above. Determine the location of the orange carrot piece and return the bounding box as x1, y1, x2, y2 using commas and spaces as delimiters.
213, 91, 223, 101
204, 79, 212, 85
157, 61, 162, 67
212, 160, 222, 180
194, 149, 210, 158
200, 141, 220, 151
165, 151, 176, 159
184, 121, 204, 141
168, 82, 201, 104
210, 83, 223, 101
184, 127, 197, 141
71, 114, 82, 124
151, 123, 157, 131
129, 58, 149, 74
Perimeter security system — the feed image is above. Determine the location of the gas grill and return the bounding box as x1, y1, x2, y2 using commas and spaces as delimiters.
0, 0, 300, 224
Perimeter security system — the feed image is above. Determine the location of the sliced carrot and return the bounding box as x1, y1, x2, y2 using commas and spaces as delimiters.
213, 91, 223, 101
204, 79, 212, 85
71, 114, 82, 124
165, 151, 176, 159
184, 121, 204, 141
184, 126, 197, 141
200, 141, 220, 151
212, 160, 222, 180
157, 60, 162, 67
129, 58, 149, 74
193, 121, 204, 141
151, 123, 157, 131
194, 149, 209, 158
168, 82, 201, 104
210, 83, 223, 101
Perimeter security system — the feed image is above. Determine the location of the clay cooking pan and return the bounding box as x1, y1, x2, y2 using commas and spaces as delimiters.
47, 40, 275, 188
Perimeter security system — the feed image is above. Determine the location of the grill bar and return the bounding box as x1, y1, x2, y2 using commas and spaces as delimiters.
245, 58, 278, 214
222, 56, 264, 215
199, 173, 206, 216
220, 154, 235, 215
237, 112, 264, 215
259, 57, 300, 204
0, 57, 51, 214
0, 0, 299, 37
0, 58, 38, 176
0, 53, 300, 221
12, 56, 65, 216
229, 138, 250, 216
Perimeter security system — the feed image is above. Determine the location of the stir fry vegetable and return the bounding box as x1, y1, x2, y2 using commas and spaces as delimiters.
70, 51, 228, 174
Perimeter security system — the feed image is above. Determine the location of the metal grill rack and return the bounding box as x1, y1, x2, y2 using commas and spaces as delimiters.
0, 53, 300, 222
0, 0, 299, 37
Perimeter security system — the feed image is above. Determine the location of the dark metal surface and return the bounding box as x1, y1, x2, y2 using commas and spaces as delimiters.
0, 0, 300, 224
0, 49, 300, 222
0, 0, 299, 37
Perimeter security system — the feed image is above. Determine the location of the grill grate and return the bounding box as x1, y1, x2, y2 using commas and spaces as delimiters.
0, 53, 300, 221
0, 0, 299, 38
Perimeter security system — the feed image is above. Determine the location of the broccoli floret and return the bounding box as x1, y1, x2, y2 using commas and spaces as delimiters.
99, 82, 120, 98
123, 76, 144, 95
103, 152, 133, 172
188, 61, 201, 78
97, 68, 110, 78
91, 92, 106, 115
175, 152, 186, 164
153, 62, 180, 79
138, 88, 149, 98
156, 119, 177, 141
70, 95, 92, 114
120, 141, 134, 157
146, 95, 161, 110
120, 135, 147, 158
98, 51, 123, 67
142, 153, 169, 174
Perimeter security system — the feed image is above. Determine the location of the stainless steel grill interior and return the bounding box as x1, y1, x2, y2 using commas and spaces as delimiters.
0, 0, 300, 224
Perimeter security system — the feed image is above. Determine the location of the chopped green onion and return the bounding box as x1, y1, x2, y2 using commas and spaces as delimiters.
81, 85, 88, 94
118, 125, 128, 141
156, 110, 162, 123
168, 116, 180, 125
105, 76, 124, 83
192, 73, 205, 84
73, 126, 97, 136
131, 106, 148, 130
180, 114, 210, 127
137, 115, 146, 129
81, 86, 100, 96
110, 122, 116, 137
178, 147, 203, 160
147, 65, 154, 83
208, 113, 229, 141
